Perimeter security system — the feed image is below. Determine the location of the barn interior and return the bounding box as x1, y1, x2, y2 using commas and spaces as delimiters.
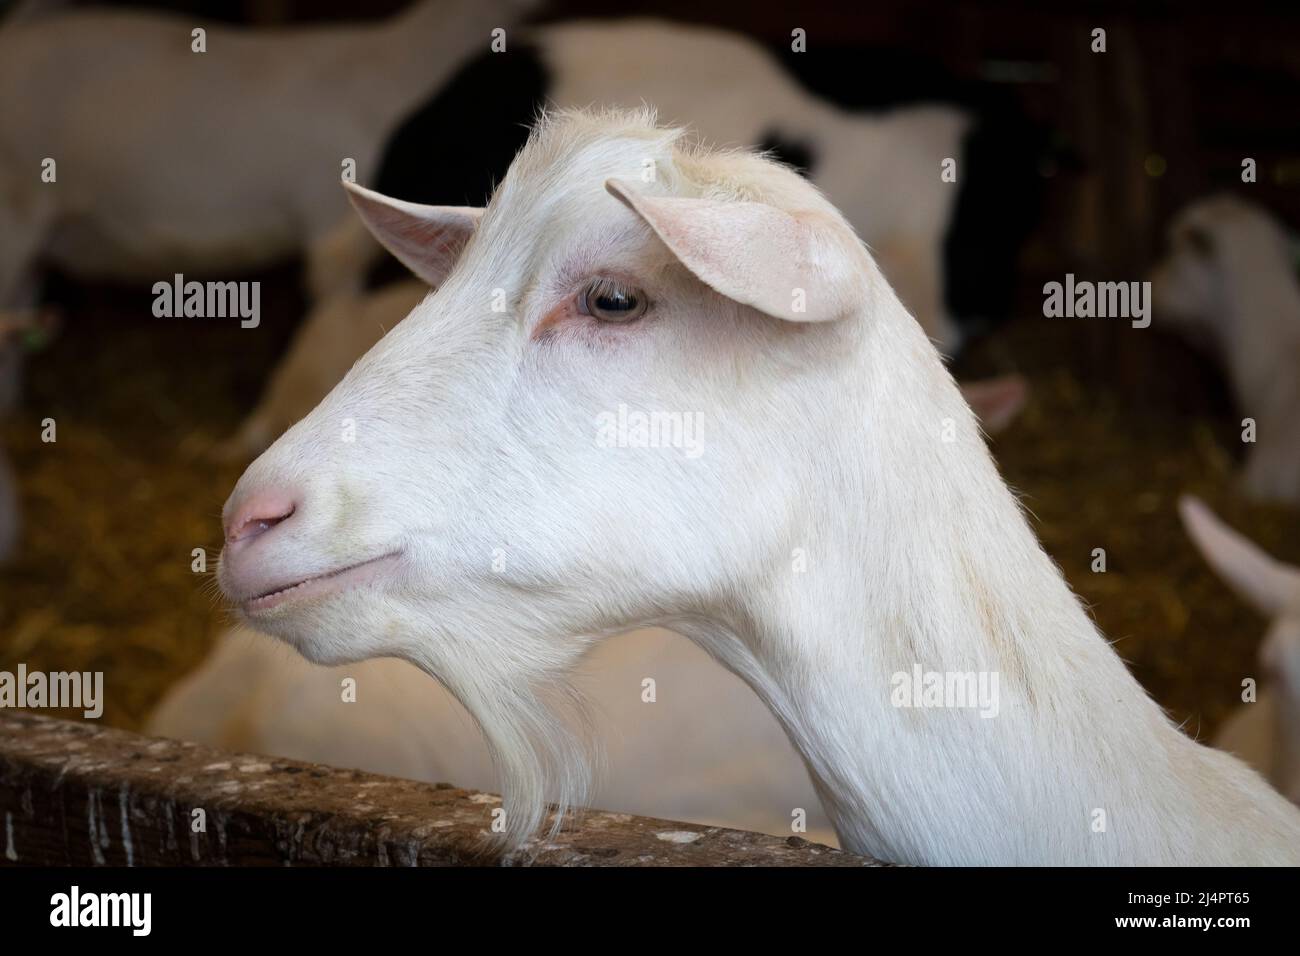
1, 0, 1298, 826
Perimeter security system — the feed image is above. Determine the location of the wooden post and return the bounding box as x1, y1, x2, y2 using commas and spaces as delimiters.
0, 713, 883, 867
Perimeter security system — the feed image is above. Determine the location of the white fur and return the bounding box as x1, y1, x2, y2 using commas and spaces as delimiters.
222, 276, 1021, 461
147, 625, 838, 845
0, 0, 528, 314
219, 110, 1300, 864
1151, 195, 1300, 503
1180, 496, 1300, 805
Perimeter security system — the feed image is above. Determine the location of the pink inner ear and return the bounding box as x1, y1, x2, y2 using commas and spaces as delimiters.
406, 218, 470, 260
428, 226, 477, 287
373, 204, 467, 252
344, 182, 483, 286
961, 375, 1029, 433
378, 209, 477, 286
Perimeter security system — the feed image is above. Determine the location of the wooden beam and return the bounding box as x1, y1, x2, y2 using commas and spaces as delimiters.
0, 713, 883, 867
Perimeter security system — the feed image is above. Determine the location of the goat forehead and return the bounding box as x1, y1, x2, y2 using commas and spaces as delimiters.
489, 138, 673, 234
434, 141, 680, 299
505, 111, 681, 189
464, 112, 816, 278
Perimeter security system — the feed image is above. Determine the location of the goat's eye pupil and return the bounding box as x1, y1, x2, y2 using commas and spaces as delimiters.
581, 279, 648, 323
597, 290, 634, 311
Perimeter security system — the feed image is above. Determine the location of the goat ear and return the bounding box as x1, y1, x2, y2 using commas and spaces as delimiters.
343, 181, 482, 288
605, 178, 866, 322
961, 375, 1029, 434
1178, 495, 1300, 617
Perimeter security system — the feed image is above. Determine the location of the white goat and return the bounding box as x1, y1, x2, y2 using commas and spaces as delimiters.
1180, 496, 1300, 805
0, 0, 524, 319
147, 625, 838, 846
1151, 195, 1300, 504
217, 109, 1300, 864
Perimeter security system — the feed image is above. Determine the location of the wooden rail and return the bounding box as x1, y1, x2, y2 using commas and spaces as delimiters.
0, 713, 882, 867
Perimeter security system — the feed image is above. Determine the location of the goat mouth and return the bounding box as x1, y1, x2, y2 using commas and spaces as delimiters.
240, 551, 402, 614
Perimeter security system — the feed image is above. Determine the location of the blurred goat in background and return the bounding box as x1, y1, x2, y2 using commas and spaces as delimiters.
1181, 496, 1300, 804
0, 0, 533, 387
1152, 196, 1300, 505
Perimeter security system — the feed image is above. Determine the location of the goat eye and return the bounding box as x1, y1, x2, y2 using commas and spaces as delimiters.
578, 278, 647, 323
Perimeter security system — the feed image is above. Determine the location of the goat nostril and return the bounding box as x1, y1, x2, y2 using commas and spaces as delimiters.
226, 502, 296, 545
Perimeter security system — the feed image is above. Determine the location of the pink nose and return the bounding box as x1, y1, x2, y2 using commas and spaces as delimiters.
224, 490, 297, 551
